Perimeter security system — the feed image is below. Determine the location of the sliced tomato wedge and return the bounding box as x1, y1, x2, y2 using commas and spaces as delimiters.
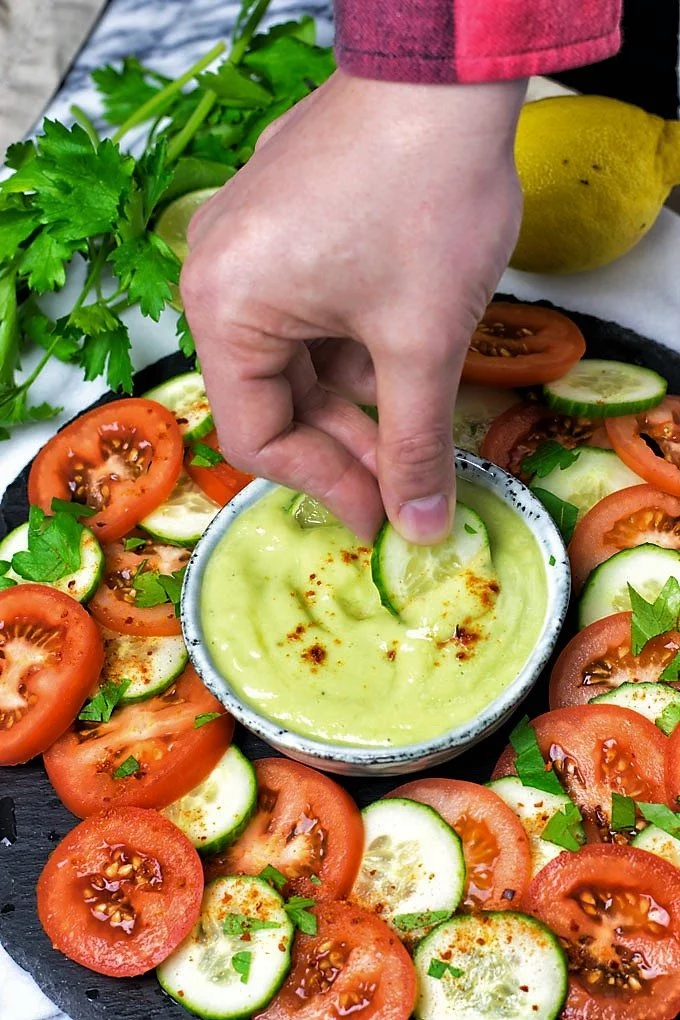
463, 302, 586, 388
570, 485, 680, 591
492, 705, 668, 842
479, 401, 596, 476
0, 584, 104, 766
606, 396, 680, 497
43, 665, 233, 816
204, 758, 363, 901
664, 723, 680, 806
28, 399, 183, 544
257, 901, 416, 1020
550, 612, 680, 710
186, 430, 253, 506
37, 807, 203, 977
525, 844, 680, 1020
88, 539, 189, 636
386, 778, 531, 910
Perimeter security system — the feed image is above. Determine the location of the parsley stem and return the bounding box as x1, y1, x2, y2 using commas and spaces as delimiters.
70, 105, 100, 147
0, 327, 66, 412
72, 242, 112, 313
112, 41, 226, 144
230, 0, 272, 65
166, 90, 218, 164
0, 271, 19, 390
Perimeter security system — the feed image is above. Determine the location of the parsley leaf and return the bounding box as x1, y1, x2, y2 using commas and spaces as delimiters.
231, 950, 252, 984
656, 702, 680, 736
259, 865, 287, 892
194, 712, 221, 729
463, 523, 477, 536
0, 560, 16, 590
541, 802, 586, 851
522, 441, 580, 479
124, 537, 147, 551
310, 875, 321, 886
177, 312, 196, 360
190, 442, 224, 467
393, 910, 452, 932
531, 488, 579, 543
11, 507, 84, 582
131, 563, 186, 614
284, 896, 317, 935
18, 230, 83, 294
428, 959, 464, 980
223, 913, 282, 936
109, 234, 179, 321
92, 58, 172, 126
509, 715, 564, 796
661, 651, 680, 683
78, 313, 134, 394
0, 208, 42, 263
51, 498, 96, 518
113, 755, 140, 779
79, 679, 131, 723
638, 801, 680, 839
628, 578, 680, 655
610, 792, 636, 831
199, 62, 273, 107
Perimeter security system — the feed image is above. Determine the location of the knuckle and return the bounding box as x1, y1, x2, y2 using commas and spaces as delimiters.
383, 429, 450, 472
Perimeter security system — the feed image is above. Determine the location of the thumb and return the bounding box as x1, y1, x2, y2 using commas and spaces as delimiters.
374, 336, 464, 545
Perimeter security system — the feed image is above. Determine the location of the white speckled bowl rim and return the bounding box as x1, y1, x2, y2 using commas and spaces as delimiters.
181, 451, 571, 770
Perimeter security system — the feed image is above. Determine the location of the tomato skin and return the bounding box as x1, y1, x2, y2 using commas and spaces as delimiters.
492, 705, 668, 840
606, 397, 680, 497
569, 485, 680, 592
479, 401, 595, 476
28, 399, 184, 544
0, 584, 104, 766
663, 723, 680, 806
88, 540, 189, 636
524, 844, 680, 1020
256, 901, 416, 1020
550, 612, 680, 709
37, 807, 203, 977
463, 303, 586, 388
204, 758, 363, 901
385, 778, 531, 910
43, 665, 234, 817
186, 430, 253, 506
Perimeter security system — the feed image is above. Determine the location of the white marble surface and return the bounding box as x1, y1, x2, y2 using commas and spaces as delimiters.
2, 2, 680, 1019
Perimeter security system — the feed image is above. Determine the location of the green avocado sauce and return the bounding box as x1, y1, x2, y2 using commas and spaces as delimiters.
200, 480, 548, 748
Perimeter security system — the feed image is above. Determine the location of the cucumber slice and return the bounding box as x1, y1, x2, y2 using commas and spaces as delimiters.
530, 447, 644, 524
157, 875, 293, 1019
286, 492, 340, 529
140, 470, 220, 548
371, 503, 491, 616
163, 746, 257, 855
100, 628, 188, 703
579, 544, 680, 629
487, 777, 574, 877
414, 911, 567, 1020
350, 798, 466, 942
0, 522, 103, 603
590, 681, 680, 729
145, 371, 213, 443
543, 360, 667, 419
453, 384, 520, 454
632, 824, 680, 868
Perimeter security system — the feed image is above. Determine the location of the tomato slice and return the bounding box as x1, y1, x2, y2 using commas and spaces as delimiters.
385, 778, 531, 910
492, 705, 668, 841
186, 430, 253, 506
37, 807, 203, 977
606, 396, 680, 497
550, 612, 680, 710
28, 399, 183, 544
663, 722, 680, 806
204, 758, 363, 901
463, 302, 586, 388
0, 584, 104, 766
479, 401, 596, 476
524, 844, 680, 1020
257, 901, 416, 1020
43, 665, 233, 816
570, 485, 680, 591
88, 539, 189, 636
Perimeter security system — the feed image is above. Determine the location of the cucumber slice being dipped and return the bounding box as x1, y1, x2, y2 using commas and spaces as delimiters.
530, 447, 644, 524
543, 359, 667, 419
140, 470, 220, 547
487, 777, 576, 877
350, 798, 466, 943
579, 544, 680, 629
590, 681, 680, 730
157, 875, 293, 1019
0, 522, 103, 603
163, 746, 257, 855
144, 371, 213, 443
100, 628, 188, 703
414, 911, 567, 1020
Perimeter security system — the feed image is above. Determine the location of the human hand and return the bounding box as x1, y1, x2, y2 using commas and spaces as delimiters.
182, 70, 526, 543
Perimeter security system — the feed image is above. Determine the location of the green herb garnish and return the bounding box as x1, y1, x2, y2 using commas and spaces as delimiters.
231, 950, 252, 984
11, 506, 84, 582
190, 442, 224, 467
531, 488, 579, 543
521, 441, 580, 479
656, 702, 680, 736
509, 715, 564, 796
132, 563, 186, 615
50, 498, 97, 517
123, 536, 147, 551
223, 913, 281, 936
310, 875, 321, 886
540, 802, 586, 851
463, 523, 477, 535
628, 578, 680, 656
428, 959, 464, 980
113, 755, 140, 779
638, 801, 680, 839
79, 679, 131, 723
0, 560, 16, 590
392, 910, 452, 932
610, 792, 636, 831
259, 865, 287, 892
285, 896, 317, 935
194, 712, 222, 729
549, 554, 556, 567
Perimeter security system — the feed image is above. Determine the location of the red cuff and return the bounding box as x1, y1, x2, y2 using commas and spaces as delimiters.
334, 0, 623, 85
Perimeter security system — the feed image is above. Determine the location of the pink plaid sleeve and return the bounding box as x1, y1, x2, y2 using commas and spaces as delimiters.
334, 0, 622, 84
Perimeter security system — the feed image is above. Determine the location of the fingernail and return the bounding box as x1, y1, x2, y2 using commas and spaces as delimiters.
398, 494, 451, 544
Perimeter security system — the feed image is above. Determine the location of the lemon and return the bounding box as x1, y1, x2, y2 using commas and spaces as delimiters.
153, 187, 220, 310
511, 95, 680, 274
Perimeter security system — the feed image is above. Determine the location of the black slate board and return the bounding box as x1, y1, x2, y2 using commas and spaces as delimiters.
2, 296, 680, 1020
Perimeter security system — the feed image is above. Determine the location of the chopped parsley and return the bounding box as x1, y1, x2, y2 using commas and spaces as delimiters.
223, 913, 281, 936
610, 792, 636, 832
0, 560, 16, 590
113, 755, 140, 779
132, 562, 186, 615
79, 679, 131, 723
428, 958, 464, 980
123, 536, 147, 551
521, 441, 580, 479
284, 896, 317, 935
660, 651, 680, 683
540, 802, 586, 851
463, 523, 477, 535
190, 442, 224, 467
50, 497, 97, 517
310, 874, 321, 886
656, 702, 680, 736
194, 712, 222, 729
549, 554, 556, 567
393, 910, 452, 932
11, 506, 84, 582
531, 488, 579, 543
259, 865, 287, 892
231, 950, 251, 984
509, 715, 564, 796
638, 801, 680, 840
628, 578, 680, 656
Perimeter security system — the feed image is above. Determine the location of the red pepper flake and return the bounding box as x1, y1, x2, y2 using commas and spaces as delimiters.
386, 648, 396, 661
302, 643, 327, 666
286, 624, 306, 642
